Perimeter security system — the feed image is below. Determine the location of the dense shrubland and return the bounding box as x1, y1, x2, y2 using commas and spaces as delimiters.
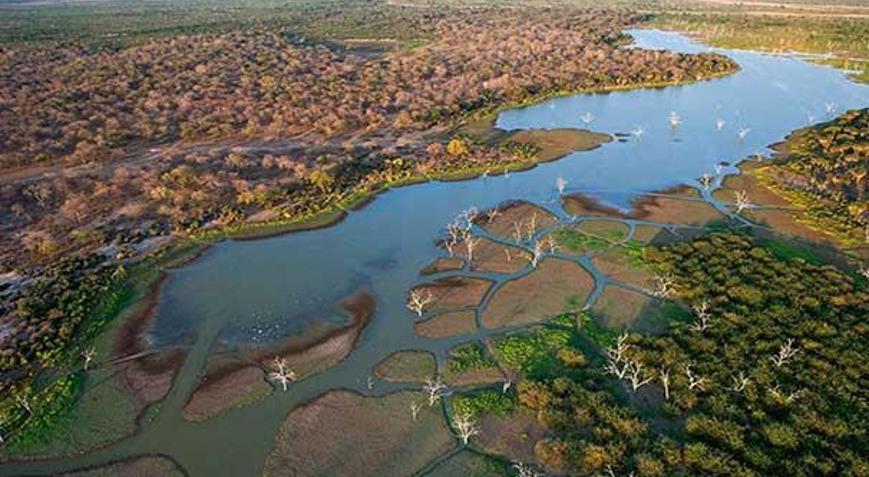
490, 233, 867, 476
758, 108, 867, 241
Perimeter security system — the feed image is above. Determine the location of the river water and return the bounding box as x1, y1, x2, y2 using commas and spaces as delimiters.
1, 29, 866, 477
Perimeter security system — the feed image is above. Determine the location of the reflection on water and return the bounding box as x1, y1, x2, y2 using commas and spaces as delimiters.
2, 29, 866, 477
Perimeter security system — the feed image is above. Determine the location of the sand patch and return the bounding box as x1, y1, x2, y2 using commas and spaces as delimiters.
49, 456, 185, 477
591, 249, 654, 289
477, 410, 546, 464
481, 258, 594, 329
591, 285, 677, 334
263, 391, 455, 477
480, 201, 558, 240
413, 277, 493, 313
414, 310, 477, 339
458, 237, 529, 274
374, 350, 437, 383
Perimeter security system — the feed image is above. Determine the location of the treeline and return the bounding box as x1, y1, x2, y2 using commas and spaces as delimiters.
499, 233, 867, 476
761, 108, 867, 240
0, 10, 734, 170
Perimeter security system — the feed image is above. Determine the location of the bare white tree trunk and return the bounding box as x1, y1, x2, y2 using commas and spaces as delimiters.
407, 289, 434, 317
453, 412, 480, 445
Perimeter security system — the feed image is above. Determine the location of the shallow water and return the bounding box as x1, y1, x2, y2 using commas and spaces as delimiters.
1, 29, 866, 477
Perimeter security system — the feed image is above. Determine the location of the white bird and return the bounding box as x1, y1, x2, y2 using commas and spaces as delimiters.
737, 127, 750, 141
715, 118, 726, 131
580, 112, 594, 125
669, 111, 681, 127
631, 125, 644, 139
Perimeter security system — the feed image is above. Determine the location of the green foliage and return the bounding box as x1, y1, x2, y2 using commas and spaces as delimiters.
554, 228, 610, 253
510, 232, 868, 476
493, 314, 577, 378
452, 389, 517, 419
447, 343, 496, 374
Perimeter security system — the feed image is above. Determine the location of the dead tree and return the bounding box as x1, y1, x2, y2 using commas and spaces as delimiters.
659, 367, 671, 400
604, 333, 632, 379
729, 371, 749, 393
407, 289, 434, 317
526, 214, 538, 241
603, 464, 636, 477
531, 240, 544, 268
453, 412, 480, 445
650, 275, 675, 298
423, 377, 447, 406
735, 190, 751, 214
513, 462, 544, 477
691, 300, 711, 332
627, 360, 653, 391
83, 347, 96, 371
699, 173, 713, 190
465, 235, 481, 264
486, 208, 501, 223
860, 265, 869, 280
556, 176, 568, 196
770, 384, 802, 403
15, 396, 31, 416
504, 249, 512, 263
502, 379, 512, 394
771, 339, 799, 367
269, 358, 297, 391
410, 401, 422, 422
512, 222, 524, 243
737, 127, 751, 141
716, 118, 726, 131
541, 235, 558, 253
683, 363, 706, 390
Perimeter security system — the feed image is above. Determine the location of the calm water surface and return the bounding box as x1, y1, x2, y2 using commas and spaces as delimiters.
2, 29, 866, 477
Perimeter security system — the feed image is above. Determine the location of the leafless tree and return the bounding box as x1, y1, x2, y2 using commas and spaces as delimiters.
659, 367, 671, 400
735, 190, 752, 213
714, 164, 724, 176
650, 275, 675, 298
580, 112, 594, 125
367, 375, 375, 390
715, 118, 726, 131
487, 208, 501, 223
858, 264, 869, 279
16, 396, 31, 415
769, 384, 802, 403
465, 235, 481, 264
669, 111, 681, 127
502, 379, 512, 394
512, 222, 524, 243
691, 300, 711, 332
269, 358, 297, 391
453, 412, 480, 445
683, 363, 706, 390
504, 249, 512, 263
771, 339, 799, 367
83, 347, 96, 371
541, 235, 558, 253
699, 173, 713, 190
410, 401, 422, 422
407, 289, 434, 317
513, 462, 544, 477
423, 377, 447, 406
631, 125, 644, 139
556, 176, 568, 195
737, 127, 750, 141
603, 464, 635, 477
604, 333, 632, 379
531, 240, 544, 268
825, 102, 836, 114
446, 221, 463, 247
526, 213, 538, 241
627, 360, 653, 391
729, 371, 749, 393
